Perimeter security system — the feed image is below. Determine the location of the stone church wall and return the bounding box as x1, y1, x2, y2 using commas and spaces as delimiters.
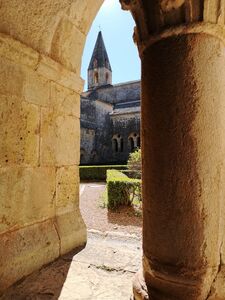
93, 81, 140, 105
80, 128, 95, 164
80, 82, 141, 165
80, 98, 114, 165
110, 113, 141, 163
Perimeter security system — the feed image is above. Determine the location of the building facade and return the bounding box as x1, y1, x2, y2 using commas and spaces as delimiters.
80, 31, 141, 165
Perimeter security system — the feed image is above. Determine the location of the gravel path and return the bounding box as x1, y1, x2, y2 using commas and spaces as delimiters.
80, 182, 142, 238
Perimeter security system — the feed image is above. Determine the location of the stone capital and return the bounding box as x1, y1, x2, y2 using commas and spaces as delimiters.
120, 0, 225, 54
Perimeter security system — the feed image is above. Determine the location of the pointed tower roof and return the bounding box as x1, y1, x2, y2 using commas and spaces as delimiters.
88, 31, 112, 71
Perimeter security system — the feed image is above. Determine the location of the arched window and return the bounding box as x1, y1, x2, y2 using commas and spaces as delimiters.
137, 136, 141, 148
94, 72, 99, 84
106, 72, 109, 83
112, 139, 118, 152
129, 132, 140, 151
129, 137, 135, 152
112, 134, 124, 153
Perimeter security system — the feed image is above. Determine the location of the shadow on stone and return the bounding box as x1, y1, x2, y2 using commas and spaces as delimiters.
0, 246, 85, 300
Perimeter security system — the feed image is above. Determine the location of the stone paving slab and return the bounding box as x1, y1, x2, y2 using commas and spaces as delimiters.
59, 263, 134, 300
1, 230, 142, 300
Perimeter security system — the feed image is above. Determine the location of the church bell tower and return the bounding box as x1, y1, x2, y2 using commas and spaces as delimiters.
88, 31, 112, 90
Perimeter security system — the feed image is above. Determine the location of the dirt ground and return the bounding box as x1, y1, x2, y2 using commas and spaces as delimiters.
80, 182, 142, 237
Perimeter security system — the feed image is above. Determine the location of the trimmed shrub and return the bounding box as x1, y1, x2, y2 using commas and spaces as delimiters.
79, 165, 127, 181
107, 169, 141, 209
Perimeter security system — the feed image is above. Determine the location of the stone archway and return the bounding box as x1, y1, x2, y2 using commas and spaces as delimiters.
1, 1, 225, 299
0, 0, 103, 292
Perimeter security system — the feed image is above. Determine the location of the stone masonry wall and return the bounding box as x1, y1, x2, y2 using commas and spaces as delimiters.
80, 81, 141, 165
0, 33, 86, 293
88, 67, 112, 89
80, 128, 95, 164
80, 98, 114, 165
93, 81, 140, 104
110, 113, 141, 164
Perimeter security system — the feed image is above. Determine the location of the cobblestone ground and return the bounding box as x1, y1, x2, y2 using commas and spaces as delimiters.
1, 183, 142, 300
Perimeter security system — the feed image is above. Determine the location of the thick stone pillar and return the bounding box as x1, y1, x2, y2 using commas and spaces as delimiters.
121, 1, 225, 299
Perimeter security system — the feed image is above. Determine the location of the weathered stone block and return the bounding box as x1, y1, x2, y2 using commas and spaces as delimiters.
0, 58, 25, 96
55, 211, 87, 255
51, 82, 80, 118
0, 167, 56, 234
0, 1, 102, 70
0, 219, 59, 293
51, 17, 86, 73
36, 55, 84, 93
0, 97, 39, 166
40, 108, 80, 166
56, 166, 79, 214
23, 71, 50, 106
66, 0, 103, 34
0, 33, 39, 69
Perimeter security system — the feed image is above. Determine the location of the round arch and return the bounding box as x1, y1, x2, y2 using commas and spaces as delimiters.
0, 1, 103, 72
1, 1, 224, 299
0, 0, 105, 293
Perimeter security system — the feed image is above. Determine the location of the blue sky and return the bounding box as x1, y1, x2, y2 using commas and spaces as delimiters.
81, 0, 141, 90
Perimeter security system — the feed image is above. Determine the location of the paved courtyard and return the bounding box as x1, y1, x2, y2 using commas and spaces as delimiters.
1, 230, 142, 300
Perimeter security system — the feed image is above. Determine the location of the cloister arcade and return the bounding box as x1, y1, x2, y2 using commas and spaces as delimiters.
0, 1, 225, 299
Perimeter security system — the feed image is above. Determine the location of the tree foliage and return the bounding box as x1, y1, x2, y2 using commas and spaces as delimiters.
127, 148, 141, 178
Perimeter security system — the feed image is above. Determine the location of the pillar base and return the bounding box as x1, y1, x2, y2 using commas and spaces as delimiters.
133, 269, 149, 300
207, 266, 225, 299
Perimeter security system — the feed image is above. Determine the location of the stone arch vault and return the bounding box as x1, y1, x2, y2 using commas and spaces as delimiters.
1, 1, 225, 299
0, 0, 104, 293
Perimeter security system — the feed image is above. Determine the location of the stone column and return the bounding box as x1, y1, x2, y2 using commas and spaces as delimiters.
134, 136, 138, 149
121, 1, 225, 299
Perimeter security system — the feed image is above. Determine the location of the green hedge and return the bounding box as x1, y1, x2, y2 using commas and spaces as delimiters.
79, 165, 127, 181
107, 170, 141, 209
